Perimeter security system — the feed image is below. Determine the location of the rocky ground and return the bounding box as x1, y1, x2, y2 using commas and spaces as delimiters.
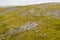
0, 2, 60, 40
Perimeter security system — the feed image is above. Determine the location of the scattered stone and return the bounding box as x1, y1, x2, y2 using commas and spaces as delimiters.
19, 22, 38, 30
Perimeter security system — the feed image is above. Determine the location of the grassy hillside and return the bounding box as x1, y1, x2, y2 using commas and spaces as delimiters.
0, 3, 60, 40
